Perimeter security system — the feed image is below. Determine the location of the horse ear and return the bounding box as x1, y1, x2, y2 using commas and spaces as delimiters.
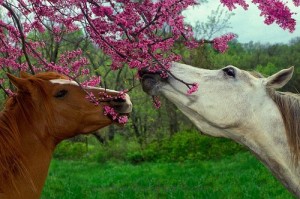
20, 71, 32, 78
264, 66, 294, 89
7, 73, 29, 91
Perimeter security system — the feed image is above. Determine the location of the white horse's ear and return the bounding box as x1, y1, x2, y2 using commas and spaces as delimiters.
264, 66, 294, 89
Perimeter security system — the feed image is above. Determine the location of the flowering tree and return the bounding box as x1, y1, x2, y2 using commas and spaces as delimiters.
0, 0, 299, 117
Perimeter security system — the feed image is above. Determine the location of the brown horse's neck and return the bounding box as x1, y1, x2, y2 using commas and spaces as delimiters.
0, 100, 56, 199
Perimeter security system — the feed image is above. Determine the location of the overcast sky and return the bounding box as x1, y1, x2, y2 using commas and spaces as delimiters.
183, 1, 300, 44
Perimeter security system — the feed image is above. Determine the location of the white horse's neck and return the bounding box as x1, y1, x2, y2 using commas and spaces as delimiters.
233, 97, 300, 197
235, 124, 300, 196
174, 99, 300, 197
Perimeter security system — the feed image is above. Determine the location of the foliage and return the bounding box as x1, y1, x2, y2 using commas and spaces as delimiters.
0, 0, 298, 98
128, 130, 245, 163
42, 152, 293, 198
54, 131, 244, 164
54, 141, 89, 160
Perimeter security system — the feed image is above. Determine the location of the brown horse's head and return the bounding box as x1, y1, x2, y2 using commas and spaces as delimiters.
0, 71, 131, 198
6, 71, 132, 142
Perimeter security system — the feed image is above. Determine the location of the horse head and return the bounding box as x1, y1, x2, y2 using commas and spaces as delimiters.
140, 62, 300, 196
141, 62, 294, 138
6, 71, 132, 141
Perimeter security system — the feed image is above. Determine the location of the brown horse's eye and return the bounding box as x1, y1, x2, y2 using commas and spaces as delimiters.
54, 89, 68, 98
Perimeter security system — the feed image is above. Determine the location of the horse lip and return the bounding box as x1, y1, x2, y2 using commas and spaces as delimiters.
110, 102, 132, 114
114, 105, 132, 114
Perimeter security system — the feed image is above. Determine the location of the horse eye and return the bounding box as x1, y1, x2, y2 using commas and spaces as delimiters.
54, 89, 68, 98
223, 67, 236, 78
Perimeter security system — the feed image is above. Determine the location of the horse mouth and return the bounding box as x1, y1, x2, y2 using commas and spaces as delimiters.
110, 97, 132, 114
141, 73, 165, 96
105, 95, 132, 124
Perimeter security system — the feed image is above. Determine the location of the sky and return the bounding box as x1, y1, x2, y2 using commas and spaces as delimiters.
183, 1, 300, 44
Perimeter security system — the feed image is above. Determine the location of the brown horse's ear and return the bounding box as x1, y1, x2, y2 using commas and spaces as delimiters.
7, 73, 29, 91
20, 71, 32, 79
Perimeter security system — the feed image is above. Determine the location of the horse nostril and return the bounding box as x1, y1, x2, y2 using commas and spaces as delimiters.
141, 76, 157, 93
107, 93, 132, 114
112, 98, 126, 103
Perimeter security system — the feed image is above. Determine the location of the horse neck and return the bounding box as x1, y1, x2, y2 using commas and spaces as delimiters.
231, 102, 300, 197
0, 105, 55, 199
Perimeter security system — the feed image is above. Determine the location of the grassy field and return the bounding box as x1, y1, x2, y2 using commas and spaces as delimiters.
42, 152, 294, 199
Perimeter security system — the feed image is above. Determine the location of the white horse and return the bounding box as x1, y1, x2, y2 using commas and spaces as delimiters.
141, 62, 300, 197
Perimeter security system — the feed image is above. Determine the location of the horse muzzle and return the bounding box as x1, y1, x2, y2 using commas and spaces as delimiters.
139, 70, 166, 96
109, 93, 132, 114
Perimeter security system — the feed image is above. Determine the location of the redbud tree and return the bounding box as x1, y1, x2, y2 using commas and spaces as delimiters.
0, 0, 299, 120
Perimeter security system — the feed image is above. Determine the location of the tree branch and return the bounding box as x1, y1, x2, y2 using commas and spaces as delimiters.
2, 3, 35, 74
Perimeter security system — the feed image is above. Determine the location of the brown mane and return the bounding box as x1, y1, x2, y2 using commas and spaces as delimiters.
0, 72, 67, 192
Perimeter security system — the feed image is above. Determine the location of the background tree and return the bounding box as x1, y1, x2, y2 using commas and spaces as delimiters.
0, 0, 299, 156
0, 0, 298, 97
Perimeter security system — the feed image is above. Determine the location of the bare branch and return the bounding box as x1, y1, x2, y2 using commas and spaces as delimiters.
2, 3, 35, 74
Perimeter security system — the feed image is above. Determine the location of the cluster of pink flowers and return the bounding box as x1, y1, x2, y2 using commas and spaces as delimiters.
294, 0, 300, 6
152, 96, 161, 109
54, 49, 90, 78
213, 33, 236, 53
252, 0, 296, 32
82, 76, 101, 87
97, 91, 127, 102
221, 0, 298, 32
85, 0, 198, 72
0, 0, 298, 114
103, 105, 129, 124
187, 83, 199, 95
220, 0, 249, 10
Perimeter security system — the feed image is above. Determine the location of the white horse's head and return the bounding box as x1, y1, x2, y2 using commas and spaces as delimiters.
141, 62, 300, 197
141, 62, 294, 139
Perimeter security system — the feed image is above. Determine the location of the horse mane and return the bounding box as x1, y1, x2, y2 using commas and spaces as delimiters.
0, 72, 67, 192
268, 90, 300, 163
249, 70, 300, 163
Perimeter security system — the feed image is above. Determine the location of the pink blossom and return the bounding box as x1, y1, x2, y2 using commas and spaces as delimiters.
82, 76, 101, 87
103, 105, 128, 124
213, 33, 236, 53
103, 106, 118, 120
187, 83, 199, 95
98, 90, 127, 101
294, 0, 300, 6
220, 0, 249, 10
118, 115, 128, 124
0, 0, 298, 107
152, 96, 161, 109
92, 6, 113, 17
31, 20, 45, 33
252, 0, 296, 32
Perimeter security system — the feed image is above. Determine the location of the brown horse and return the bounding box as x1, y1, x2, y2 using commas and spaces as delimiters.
0, 72, 132, 199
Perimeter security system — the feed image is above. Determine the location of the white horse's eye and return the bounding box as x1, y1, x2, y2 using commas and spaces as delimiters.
223, 67, 236, 78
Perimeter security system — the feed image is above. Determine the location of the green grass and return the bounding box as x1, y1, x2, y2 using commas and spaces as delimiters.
42, 152, 294, 199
